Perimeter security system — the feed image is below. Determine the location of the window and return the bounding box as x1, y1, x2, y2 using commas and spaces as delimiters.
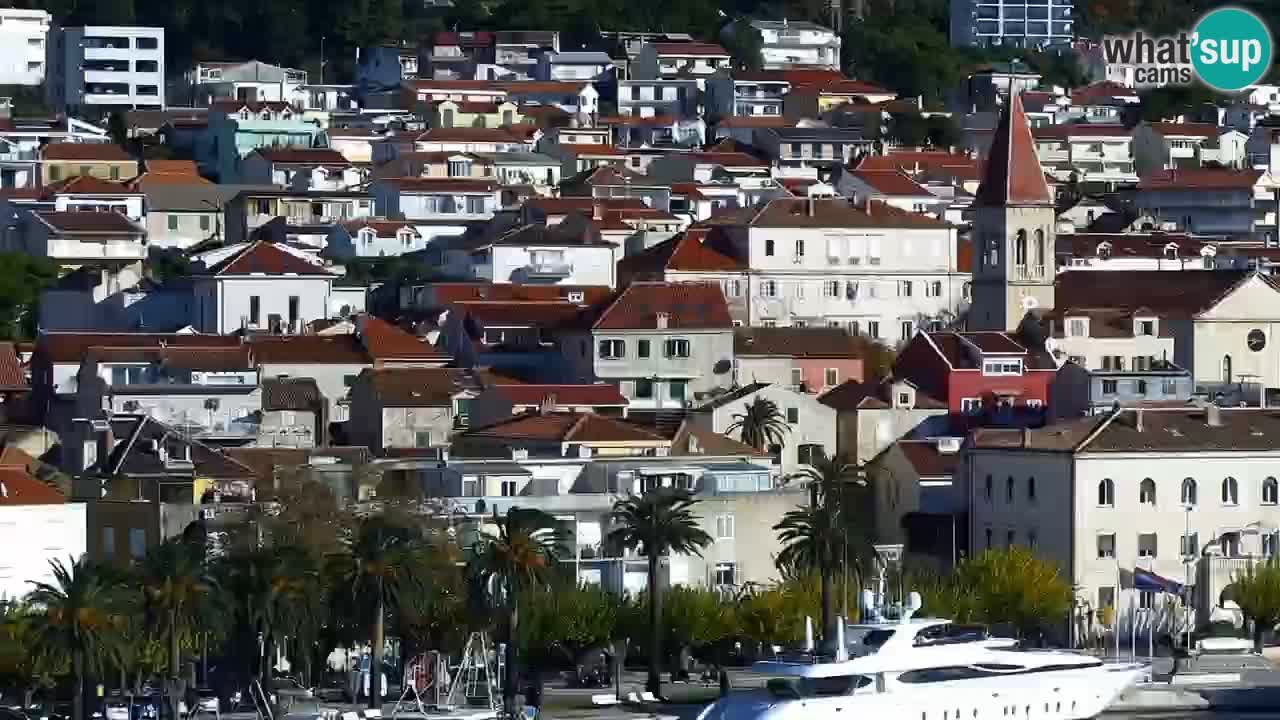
1068, 318, 1087, 337
796, 239, 805, 257
135, 36, 158, 49
1182, 477, 1197, 506
927, 280, 942, 297
637, 339, 650, 358
466, 196, 486, 214
634, 379, 654, 399
1223, 354, 1233, 384
1014, 229, 1027, 267
867, 321, 880, 338
49, 166, 60, 181
825, 368, 838, 386
167, 214, 178, 231
797, 444, 823, 465
1139, 590, 1155, 610
102, 527, 115, 557
1265, 534, 1279, 558
716, 514, 735, 540
824, 280, 841, 297
1005, 476, 1014, 503
982, 359, 1023, 376
663, 339, 691, 358
135, 59, 159, 72
668, 381, 687, 402
1135, 379, 1148, 395
200, 215, 211, 231
1138, 533, 1157, 558
249, 295, 260, 325
1222, 476, 1239, 505
598, 339, 625, 359
901, 321, 913, 341
1138, 320, 1155, 336
984, 475, 993, 502
1027, 476, 1036, 502
415, 431, 433, 448
765, 239, 775, 256
985, 528, 993, 548
501, 479, 520, 497
1221, 532, 1242, 557
714, 562, 736, 586
961, 397, 983, 415
899, 280, 913, 297
762, 280, 777, 297
1139, 478, 1156, 505
1098, 478, 1114, 507
1265, 477, 1279, 505
1181, 532, 1199, 558
1096, 533, 1115, 558
1006, 529, 1016, 547
129, 528, 146, 559
288, 296, 300, 326
1101, 379, 1118, 395
110, 166, 121, 180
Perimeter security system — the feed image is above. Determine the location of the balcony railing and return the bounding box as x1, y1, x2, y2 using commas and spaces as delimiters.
525, 262, 573, 277
48, 239, 145, 260
1014, 264, 1046, 280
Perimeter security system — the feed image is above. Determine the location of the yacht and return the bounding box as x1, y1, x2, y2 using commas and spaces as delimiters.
699, 600, 1147, 720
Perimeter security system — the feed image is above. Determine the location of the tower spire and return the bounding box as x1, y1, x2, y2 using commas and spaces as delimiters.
975, 92, 1053, 207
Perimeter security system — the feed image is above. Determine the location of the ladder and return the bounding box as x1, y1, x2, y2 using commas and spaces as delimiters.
445, 632, 499, 711
249, 680, 273, 720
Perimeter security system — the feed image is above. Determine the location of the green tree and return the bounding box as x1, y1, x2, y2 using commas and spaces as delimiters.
727, 396, 789, 452
329, 514, 426, 708
519, 583, 618, 671
467, 508, 568, 717
1232, 559, 1280, 652
777, 454, 874, 646
660, 586, 736, 668
26, 558, 127, 720
919, 547, 1072, 638
138, 538, 214, 719
0, 603, 63, 708
723, 20, 764, 72
0, 253, 57, 340
606, 489, 712, 697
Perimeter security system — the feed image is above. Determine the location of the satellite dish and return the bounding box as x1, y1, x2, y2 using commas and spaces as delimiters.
712, 358, 732, 375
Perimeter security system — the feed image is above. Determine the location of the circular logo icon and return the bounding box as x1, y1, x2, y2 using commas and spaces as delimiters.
1192, 7, 1273, 92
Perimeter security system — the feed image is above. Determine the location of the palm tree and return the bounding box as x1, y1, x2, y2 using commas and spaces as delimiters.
467, 507, 568, 718
727, 396, 789, 452
329, 514, 425, 708
26, 557, 127, 720
779, 454, 869, 648
607, 489, 712, 697
138, 538, 214, 718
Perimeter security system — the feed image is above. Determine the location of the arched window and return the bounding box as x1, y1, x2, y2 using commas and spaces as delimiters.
1182, 477, 1197, 506
1223, 355, 1233, 384
1265, 477, 1278, 505
1006, 476, 1015, 502
1098, 478, 1114, 507
1014, 229, 1027, 267
1033, 229, 1046, 270
1139, 478, 1156, 505
1222, 476, 1239, 505
1027, 476, 1036, 502
985, 474, 993, 501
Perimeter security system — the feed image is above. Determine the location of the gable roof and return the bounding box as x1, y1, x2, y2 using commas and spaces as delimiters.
895, 440, 959, 478
734, 327, 871, 359
849, 168, 933, 196
200, 241, 333, 276
617, 229, 744, 279
0, 466, 65, 505
1148, 122, 1219, 139
590, 282, 732, 331
35, 212, 144, 234
651, 42, 729, 57
1137, 168, 1263, 190
460, 410, 669, 443
43, 175, 142, 196
261, 377, 323, 412
974, 93, 1053, 207
748, 198, 950, 229
103, 415, 258, 480
42, 142, 133, 161
0, 342, 26, 390
488, 383, 628, 407
819, 377, 948, 411
255, 147, 351, 166
1052, 269, 1258, 318
356, 314, 449, 362
669, 419, 767, 457
362, 367, 461, 407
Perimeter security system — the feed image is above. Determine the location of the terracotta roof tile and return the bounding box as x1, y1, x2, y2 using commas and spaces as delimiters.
850, 169, 932, 196
617, 229, 744, 280
43, 176, 140, 196
491, 384, 628, 407
819, 79, 894, 96
748, 198, 950, 229
1137, 168, 1262, 190
357, 314, 448, 361
363, 367, 460, 406
651, 42, 729, 57
36, 212, 143, 234
591, 282, 732, 331
35, 333, 241, 364
256, 147, 351, 166
975, 94, 1054, 207
1052, 269, 1255, 318
250, 335, 370, 364
1149, 122, 1220, 139
0, 342, 24, 390
461, 411, 668, 443
714, 116, 794, 128
203, 241, 331, 276
41, 143, 132, 161
734, 327, 871, 359
425, 283, 611, 304
819, 377, 947, 411
0, 467, 64, 505
499, 81, 589, 94
1032, 123, 1131, 140
261, 377, 323, 411
896, 440, 959, 478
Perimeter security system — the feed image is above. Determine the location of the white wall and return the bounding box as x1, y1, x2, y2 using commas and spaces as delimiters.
486, 244, 617, 286
49, 26, 165, 111
0, 503, 87, 602
196, 276, 332, 334
698, 384, 836, 472
0, 9, 50, 86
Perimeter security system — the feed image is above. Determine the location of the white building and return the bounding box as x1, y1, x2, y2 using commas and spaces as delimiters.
535, 51, 612, 81
950, 0, 1073, 49
189, 241, 338, 334
0, 458, 85, 602
969, 407, 1280, 642
0, 8, 50, 86
1134, 169, 1267, 238
1032, 124, 1136, 189
326, 219, 427, 260
691, 382, 837, 472
183, 60, 307, 107
47, 26, 165, 114
444, 220, 619, 287
748, 19, 841, 71
1132, 122, 1229, 175
617, 79, 700, 119
719, 197, 967, 344
633, 43, 731, 89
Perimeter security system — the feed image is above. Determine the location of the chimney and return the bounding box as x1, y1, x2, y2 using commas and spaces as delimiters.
1207, 403, 1223, 427
1135, 408, 1143, 433
539, 393, 557, 415
655, 311, 670, 329
592, 201, 604, 221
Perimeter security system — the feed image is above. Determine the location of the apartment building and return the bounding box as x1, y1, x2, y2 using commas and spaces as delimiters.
0, 8, 50, 86
950, 0, 1073, 49
748, 19, 841, 70
47, 26, 165, 115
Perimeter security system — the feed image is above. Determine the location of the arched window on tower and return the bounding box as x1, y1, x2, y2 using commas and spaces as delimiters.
1014, 229, 1027, 269
1034, 229, 1046, 275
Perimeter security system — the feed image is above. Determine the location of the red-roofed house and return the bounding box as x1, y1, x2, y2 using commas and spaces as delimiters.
1135, 168, 1268, 237
326, 219, 425, 260
469, 382, 629, 427
836, 168, 945, 215
635, 43, 732, 87
22, 210, 147, 266
1133, 121, 1239, 175
190, 241, 339, 333
893, 330, 1056, 430
370, 177, 501, 222
558, 281, 735, 410
0, 448, 84, 600
617, 229, 748, 321
868, 436, 965, 566
241, 147, 362, 191
1031, 123, 1136, 187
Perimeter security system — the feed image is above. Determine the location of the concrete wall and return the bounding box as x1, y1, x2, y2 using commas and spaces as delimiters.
0, 502, 86, 602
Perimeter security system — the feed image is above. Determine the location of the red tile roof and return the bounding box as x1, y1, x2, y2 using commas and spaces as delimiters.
618, 229, 744, 280
256, 147, 351, 166
41, 142, 132, 161
850, 169, 932, 196
651, 42, 729, 57
686, 151, 768, 167
378, 177, 499, 192
714, 116, 794, 128
407, 79, 503, 91
1148, 122, 1220, 139
1071, 81, 1138, 104
462, 411, 668, 443
819, 79, 895, 96
858, 149, 979, 176
748, 198, 951, 229
363, 367, 460, 406
491, 384, 628, 407
0, 467, 64, 505
591, 282, 732, 331
416, 127, 531, 143
425, 283, 611, 305
598, 114, 680, 127
896, 439, 959, 478
1137, 168, 1262, 190
734, 327, 872, 359
35, 333, 240, 364
975, 94, 1053, 207
357, 314, 448, 362
36, 211, 143, 234
42, 175, 141, 197
250, 335, 370, 364
499, 81, 590, 94
0, 342, 24, 390
204, 241, 332, 276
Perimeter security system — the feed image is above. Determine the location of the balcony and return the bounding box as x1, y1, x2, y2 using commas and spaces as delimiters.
1014, 264, 1046, 280
47, 238, 146, 261
524, 261, 573, 278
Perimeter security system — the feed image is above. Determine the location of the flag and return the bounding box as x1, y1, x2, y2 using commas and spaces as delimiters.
1133, 567, 1184, 595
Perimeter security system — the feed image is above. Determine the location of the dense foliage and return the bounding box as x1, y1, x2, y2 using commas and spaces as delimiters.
1231, 559, 1280, 651
915, 546, 1073, 639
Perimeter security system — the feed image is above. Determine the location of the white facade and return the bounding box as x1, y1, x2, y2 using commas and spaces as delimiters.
536, 52, 612, 81
0, 9, 50, 86
1051, 313, 1176, 373
455, 242, 618, 286
617, 79, 700, 119
692, 383, 837, 473
1033, 128, 1136, 186
750, 20, 841, 70
185, 60, 307, 107
950, 0, 1074, 49
192, 276, 334, 334
0, 502, 87, 603
47, 26, 165, 113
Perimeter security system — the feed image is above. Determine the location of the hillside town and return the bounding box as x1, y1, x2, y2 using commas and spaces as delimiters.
3, 1, 1280, 716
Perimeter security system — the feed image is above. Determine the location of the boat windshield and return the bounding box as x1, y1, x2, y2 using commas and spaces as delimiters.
845, 627, 895, 656
912, 623, 991, 647
766, 675, 872, 699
